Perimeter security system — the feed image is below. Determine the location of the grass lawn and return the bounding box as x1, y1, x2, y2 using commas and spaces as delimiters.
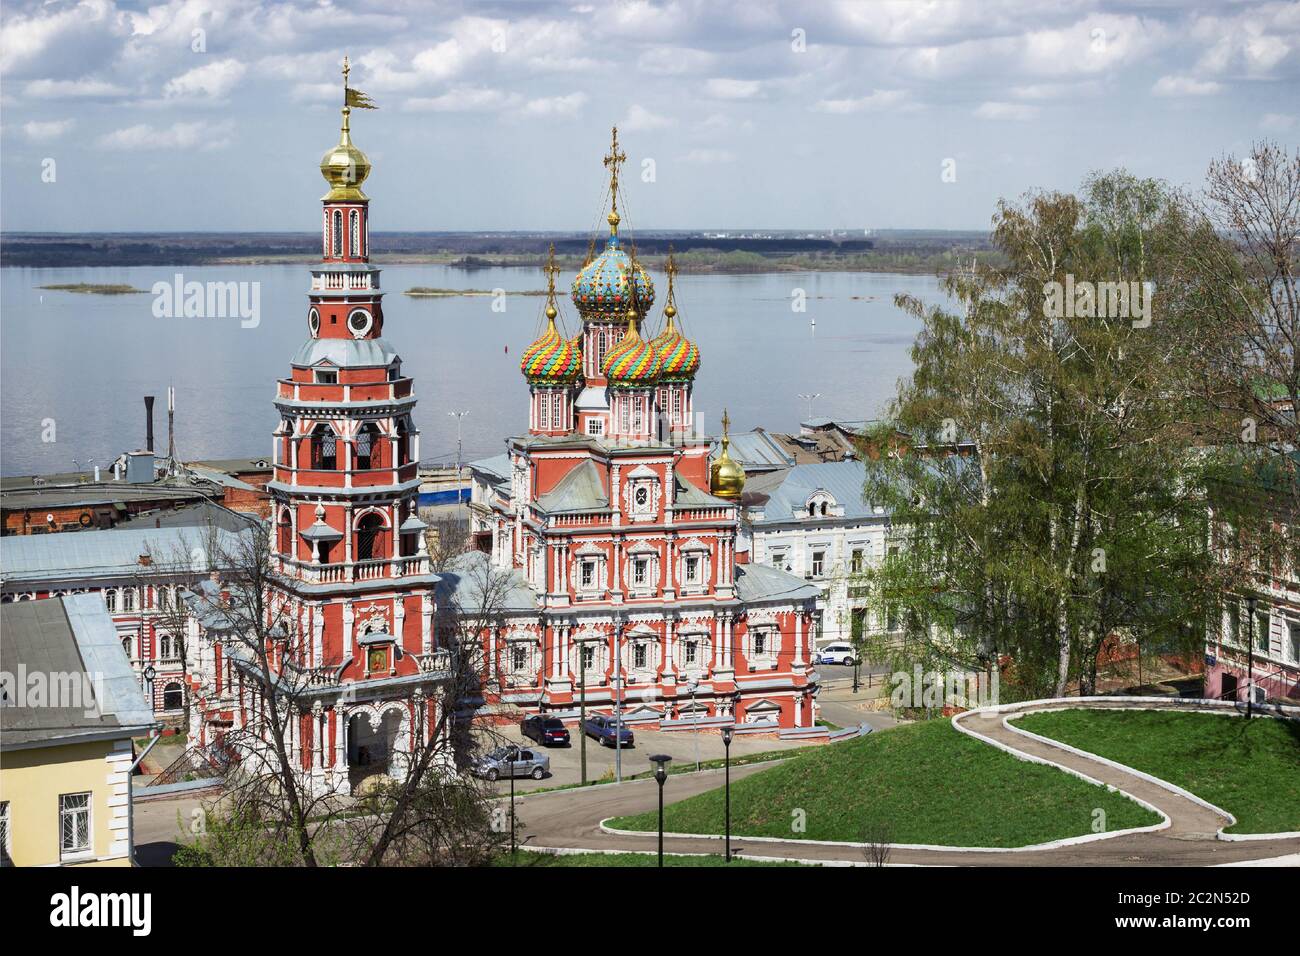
609, 719, 1159, 847
1015, 710, 1300, 835
494, 851, 804, 867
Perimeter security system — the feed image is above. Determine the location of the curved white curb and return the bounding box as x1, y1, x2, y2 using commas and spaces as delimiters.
992, 702, 1300, 843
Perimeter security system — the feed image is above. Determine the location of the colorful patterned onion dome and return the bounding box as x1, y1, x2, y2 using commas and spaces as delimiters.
571, 233, 655, 320
651, 253, 700, 383
521, 307, 582, 385
652, 312, 700, 382
602, 313, 662, 388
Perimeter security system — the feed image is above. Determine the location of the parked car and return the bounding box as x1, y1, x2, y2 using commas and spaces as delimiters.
473, 745, 550, 781
817, 642, 859, 666
521, 715, 570, 747
583, 714, 634, 748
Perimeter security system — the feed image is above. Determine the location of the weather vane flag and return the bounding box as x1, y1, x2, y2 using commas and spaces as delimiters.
342, 56, 378, 110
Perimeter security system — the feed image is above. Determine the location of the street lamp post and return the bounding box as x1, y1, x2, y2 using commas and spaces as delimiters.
447, 410, 469, 481
649, 754, 672, 867
1245, 594, 1257, 719
615, 619, 625, 784
722, 725, 734, 862
579, 637, 587, 785
685, 680, 700, 772
508, 748, 516, 857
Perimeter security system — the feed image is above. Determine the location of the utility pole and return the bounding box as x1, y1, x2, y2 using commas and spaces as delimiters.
797, 392, 821, 422
167, 386, 176, 474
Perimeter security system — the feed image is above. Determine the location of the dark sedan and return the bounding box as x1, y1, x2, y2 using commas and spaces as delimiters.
583, 714, 634, 747
521, 715, 571, 747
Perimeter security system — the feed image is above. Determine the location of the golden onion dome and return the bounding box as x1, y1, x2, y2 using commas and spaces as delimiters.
710, 410, 745, 499
602, 311, 661, 387
320, 106, 371, 201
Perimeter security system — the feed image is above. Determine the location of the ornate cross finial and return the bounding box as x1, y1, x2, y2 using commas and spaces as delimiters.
543, 243, 560, 317
722, 408, 731, 438
664, 244, 678, 323
342, 55, 350, 91
603, 125, 627, 232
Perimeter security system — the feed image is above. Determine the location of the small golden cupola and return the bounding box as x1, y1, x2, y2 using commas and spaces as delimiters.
320, 57, 373, 201
710, 409, 746, 499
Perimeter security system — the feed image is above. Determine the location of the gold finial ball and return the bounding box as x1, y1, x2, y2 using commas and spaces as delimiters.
545, 304, 558, 320
664, 304, 677, 319
608, 209, 621, 229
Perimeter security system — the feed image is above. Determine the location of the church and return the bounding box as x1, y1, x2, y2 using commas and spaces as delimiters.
466, 129, 822, 731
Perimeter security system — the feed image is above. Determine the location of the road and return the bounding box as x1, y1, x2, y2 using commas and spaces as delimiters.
511, 703, 1300, 866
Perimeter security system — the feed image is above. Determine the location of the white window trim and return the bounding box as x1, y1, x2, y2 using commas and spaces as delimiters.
59, 791, 93, 861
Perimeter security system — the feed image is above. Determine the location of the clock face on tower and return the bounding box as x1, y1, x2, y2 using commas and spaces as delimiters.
348, 308, 373, 338
309, 308, 320, 336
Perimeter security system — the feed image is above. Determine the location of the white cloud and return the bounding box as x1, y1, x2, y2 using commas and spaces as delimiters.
974, 101, 1039, 121
1152, 75, 1222, 97
637, 46, 717, 76
621, 104, 675, 131
517, 92, 588, 117
96, 120, 232, 151
24, 77, 128, 99
705, 77, 762, 99
23, 119, 75, 141
403, 87, 519, 112
163, 58, 246, 99
680, 148, 736, 164
1260, 112, 1295, 131
813, 89, 908, 113
0, 0, 126, 76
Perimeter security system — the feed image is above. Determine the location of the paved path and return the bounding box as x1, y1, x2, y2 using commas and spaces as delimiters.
516, 701, 1300, 866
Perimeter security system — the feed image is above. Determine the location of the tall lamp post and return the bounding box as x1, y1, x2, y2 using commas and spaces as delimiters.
615, 618, 625, 784
508, 748, 516, 857
722, 725, 734, 862
447, 410, 469, 481
1245, 594, 1257, 719
579, 636, 588, 785
649, 754, 672, 867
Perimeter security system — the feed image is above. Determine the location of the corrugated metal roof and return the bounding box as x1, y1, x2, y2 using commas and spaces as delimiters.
1, 525, 253, 584
726, 430, 796, 471
734, 563, 821, 603
469, 453, 511, 484
751, 460, 886, 523
1, 593, 156, 748
435, 550, 536, 612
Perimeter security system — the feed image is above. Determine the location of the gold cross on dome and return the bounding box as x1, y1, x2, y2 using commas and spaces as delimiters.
603, 125, 626, 219
544, 243, 560, 302
342, 55, 350, 86
721, 408, 731, 437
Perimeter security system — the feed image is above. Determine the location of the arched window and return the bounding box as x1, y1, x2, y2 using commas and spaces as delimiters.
395, 417, 411, 466
163, 682, 183, 711
277, 508, 293, 555
539, 394, 550, 430
356, 513, 385, 561
105, 589, 117, 613
332, 210, 343, 256
820, 502, 828, 516
312, 424, 338, 470
121, 637, 131, 658
159, 634, 176, 660
350, 210, 360, 257
356, 422, 380, 470
122, 588, 136, 612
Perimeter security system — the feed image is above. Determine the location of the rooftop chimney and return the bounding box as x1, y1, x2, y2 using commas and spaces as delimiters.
144, 395, 155, 453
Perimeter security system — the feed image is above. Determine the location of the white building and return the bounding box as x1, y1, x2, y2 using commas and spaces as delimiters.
741, 460, 893, 649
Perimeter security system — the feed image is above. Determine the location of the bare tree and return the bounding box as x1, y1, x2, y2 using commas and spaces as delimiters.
180, 523, 347, 867
344, 553, 518, 866
860, 822, 892, 867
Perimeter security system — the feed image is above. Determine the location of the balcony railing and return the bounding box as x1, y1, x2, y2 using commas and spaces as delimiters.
279, 554, 430, 584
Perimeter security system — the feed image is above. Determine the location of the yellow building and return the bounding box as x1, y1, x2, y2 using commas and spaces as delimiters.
1, 594, 158, 866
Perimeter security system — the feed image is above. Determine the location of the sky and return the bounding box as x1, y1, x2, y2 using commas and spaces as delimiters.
1, 0, 1298, 233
